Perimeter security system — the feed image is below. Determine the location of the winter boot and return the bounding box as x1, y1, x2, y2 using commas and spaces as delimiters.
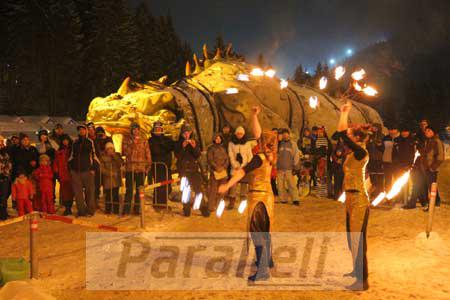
248, 246, 270, 282
183, 203, 191, 217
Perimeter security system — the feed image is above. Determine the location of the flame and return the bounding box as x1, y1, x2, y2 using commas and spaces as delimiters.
193, 193, 203, 210
386, 171, 411, 200
181, 184, 191, 204
238, 200, 247, 214
371, 192, 386, 207
226, 88, 239, 94
237, 74, 250, 81
362, 86, 378, 96
319, 76, 327, 89
280, 79, 288, 89
351, 69, 366, 81
309, 96, 319, 109
250, 68, 264, 76
338, 192, 346, 203
265, 69, 276, 78
216, 199, 226, 217
413, 150, 420, 164
334, 66, 346, 80
353, 81, 363, 91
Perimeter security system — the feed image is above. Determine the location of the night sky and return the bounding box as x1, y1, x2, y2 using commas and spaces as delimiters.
135, 0, 416, 77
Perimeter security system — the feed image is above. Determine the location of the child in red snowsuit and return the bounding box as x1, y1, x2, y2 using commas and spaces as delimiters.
53, 135, 74, 215
33, 154, 55, 214
12, 170, 34, 216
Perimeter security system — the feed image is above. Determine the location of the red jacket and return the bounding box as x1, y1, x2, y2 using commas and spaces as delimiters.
33, 165, 54, 192
53, 147, 71, 181
12, 179, 34, 200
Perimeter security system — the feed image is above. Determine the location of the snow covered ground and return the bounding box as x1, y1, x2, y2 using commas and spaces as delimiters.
0, 161, 449, 299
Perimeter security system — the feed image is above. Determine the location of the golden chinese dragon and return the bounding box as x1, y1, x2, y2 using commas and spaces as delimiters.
87, 44, 383, 150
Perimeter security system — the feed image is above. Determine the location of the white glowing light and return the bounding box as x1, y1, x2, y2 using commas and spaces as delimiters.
413, 150, 420, 164
386, 171, 411, 200
250, 68, 264, 76
338, 192, 346, 203
238, 200, 247, 214
346, 49, 353, 55
329, 58, 336, 65
181, 184, 191, 204
216, 199, 226, 217
226, 88, 239, 94
309, 96, 319, 109
362, 86, 378, 96
319, 76, 327, 90
264, 69, 276, 78
334, 66, 346, 80
353, 81, 363, 91
371, 192, 386, 207
237, 74, 250, 81
280, 79, 288, 89
193, 193, 203, 210
351, 69, 366, 81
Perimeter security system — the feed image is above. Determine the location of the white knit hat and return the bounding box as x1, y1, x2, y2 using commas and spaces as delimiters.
235, 126, 245, 135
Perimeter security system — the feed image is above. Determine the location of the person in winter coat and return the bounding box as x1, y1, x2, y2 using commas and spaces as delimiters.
421, 126, 445, 210
11, 134, 39, 179
298, 128, 313, 155
207, 133, 229, 211
50, 123, 65, 147
33, 155, 55, 214
227, 126, 256, 209
35, 129, 59, 163
12, 169, 34, 216
366, 123, 385, 196
221, 124, 233, 150
53, 135, 74, 215
148, 121, 175, 208
0, 136, 12, 220
330, 146, 346, 200
122, 123, 151, 215
69, 124, 98, 217
100, 142, 123, 214
312, 127, 332, 184
93, 126, 113, 204
382, 126, 400, 190
175, 124, 208, 217
277, 128, 301, 205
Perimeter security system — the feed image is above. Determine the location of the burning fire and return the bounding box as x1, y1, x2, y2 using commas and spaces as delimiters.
319, 76, 328, 89
193, 193, 203, 210
386, 171, 411, 200
362, 85, 378, 96
353, 81, 363, 91
351, 69, 366, 81
226, 88, 239, 94
309, 96, 319, 109
250, 68, 264, 76
371, 192, 386, 207
238, 200, 247, 214
237, 74, 250, 81
265, 69, 276, 78
338, 192, 346, 203
334, 66, 346, 80
216, 199, 226, 217
280, 79, 288, 89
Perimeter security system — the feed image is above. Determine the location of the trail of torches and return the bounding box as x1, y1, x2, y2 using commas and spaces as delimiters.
280, 79, 288, 89
351, 69, 366, 81
264, 69, 276, 78
250, 68, 264, 76
362, 86, 378, 96
309, 96, 319, 109
319, 76, 328, 89
335, 66, 346, 80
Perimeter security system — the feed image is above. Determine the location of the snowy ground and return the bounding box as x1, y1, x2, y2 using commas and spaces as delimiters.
0, 161, 449, 300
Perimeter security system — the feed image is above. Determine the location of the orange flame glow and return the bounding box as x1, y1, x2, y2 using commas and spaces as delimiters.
362, 86, 378, 96
386, 171, 411, 200
335, 66, 346, 80
371, 192, 386, 207
250, 68, 264, 76
280, 79, 288, 89
351, 69, 366, 81
265, 69, 276, 78
319, 76, 327, 90
353, 81, 363, 91
309, 96, 319, 109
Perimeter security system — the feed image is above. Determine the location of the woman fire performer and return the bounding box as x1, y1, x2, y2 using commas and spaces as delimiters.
332, 101, 370, 290
219, 106, 277, 282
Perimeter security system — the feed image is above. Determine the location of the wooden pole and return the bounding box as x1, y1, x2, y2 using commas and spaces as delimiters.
426, 183, 438, 239
29, 212, 38, 279
139, 186, 145, 229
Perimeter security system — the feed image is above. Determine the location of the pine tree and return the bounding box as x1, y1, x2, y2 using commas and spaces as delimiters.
257, 53, 265, 68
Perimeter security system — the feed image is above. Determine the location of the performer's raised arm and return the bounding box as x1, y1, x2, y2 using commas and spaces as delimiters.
337, 101, 352, 132
252, 106, 262, 140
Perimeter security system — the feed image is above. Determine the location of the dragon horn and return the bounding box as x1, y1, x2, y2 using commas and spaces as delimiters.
225, 43, 233, 57
203, 44, 209, 59
193, 54, 202, 74
213, 48, 222, 60
185, 61, 191, 76
117, 77, 131, 96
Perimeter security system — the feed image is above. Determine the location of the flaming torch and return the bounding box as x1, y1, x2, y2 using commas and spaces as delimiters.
309, 96, 319, 109
237, 74, 250, 81
353, 81, 363, 91
250, 68, 264, 76
226, 88, 239, 95
216, 199, 226, 217
334, 66, 346, 80
351, 69, 366, 81
265, 69, 276, 78
280, 79, 288, 89
319, 76, 328, 90
362, 85, 378, 96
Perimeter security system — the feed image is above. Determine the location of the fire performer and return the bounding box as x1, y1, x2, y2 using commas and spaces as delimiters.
332, 101, 370, 290
219, 106, 277, 282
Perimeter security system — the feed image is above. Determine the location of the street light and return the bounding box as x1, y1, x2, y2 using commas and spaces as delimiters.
346, 49, 353, 56
329, 58, 336, 65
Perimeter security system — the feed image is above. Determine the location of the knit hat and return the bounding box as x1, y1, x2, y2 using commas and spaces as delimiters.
95, 126, 106, 134
39, 154, 50, 162
77, 124, 87, 131
37, 129, 48, 138
105, 142, 115, 151
181, 123, 192, 133
235, 126, 245, 135
86, 122, 95, 129
55, 123, 63, 129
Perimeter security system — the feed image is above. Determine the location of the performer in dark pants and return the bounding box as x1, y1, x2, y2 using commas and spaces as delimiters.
332, 101, 370, 291
219, 106, 277, 282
